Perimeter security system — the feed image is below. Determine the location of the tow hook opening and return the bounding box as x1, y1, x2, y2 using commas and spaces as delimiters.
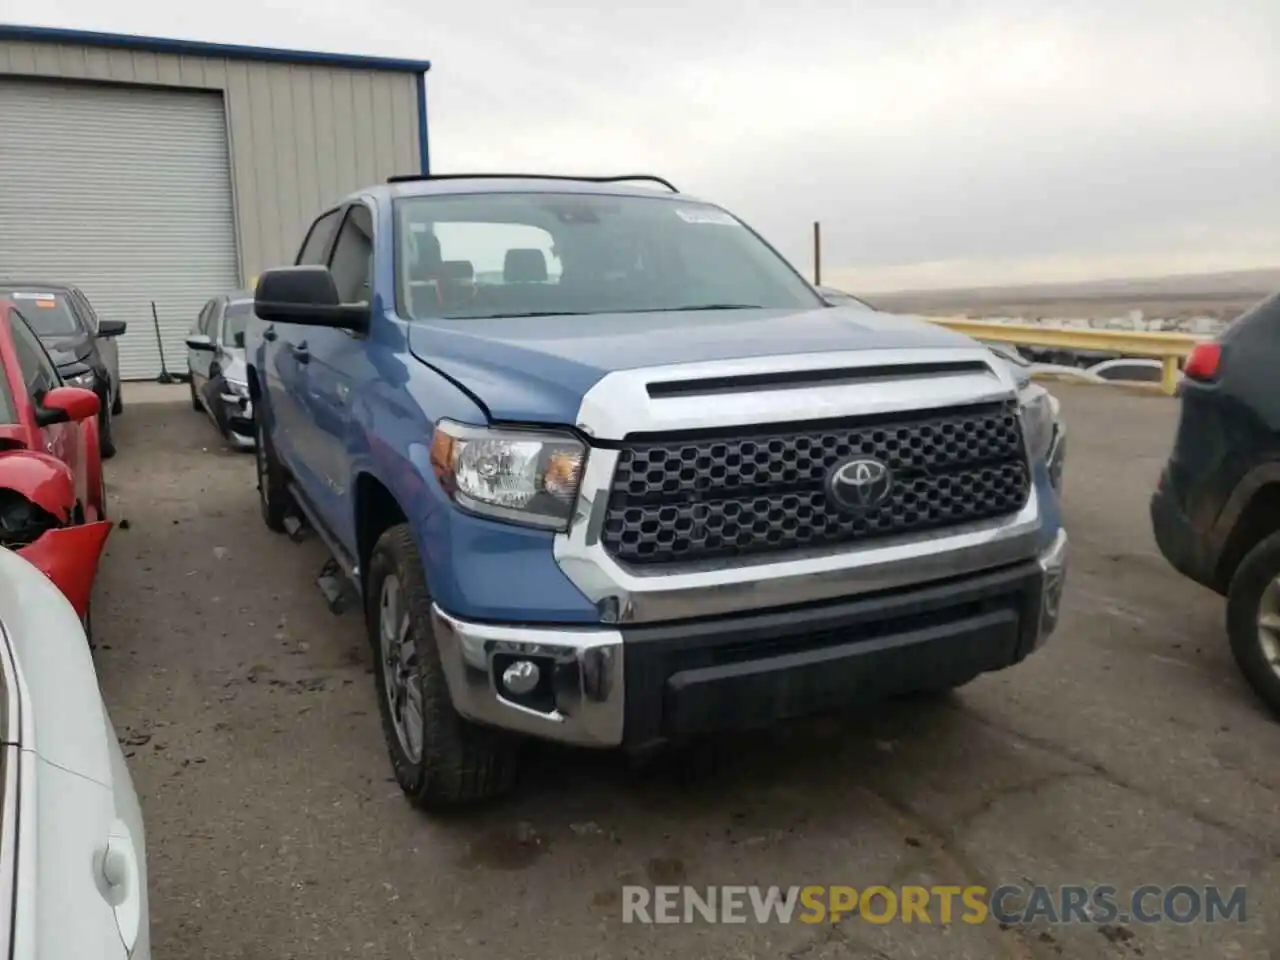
0, 488, 64, 549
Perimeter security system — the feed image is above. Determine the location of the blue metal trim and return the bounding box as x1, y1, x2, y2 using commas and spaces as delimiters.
416, 73, 430, 174
0, 23, 432, 73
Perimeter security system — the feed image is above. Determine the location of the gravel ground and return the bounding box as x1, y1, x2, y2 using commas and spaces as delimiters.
92, 384, 1279, 960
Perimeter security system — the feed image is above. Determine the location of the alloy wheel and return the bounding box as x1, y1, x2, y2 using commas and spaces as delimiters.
1255, 577, 1280, 680
379, 574, 424, 763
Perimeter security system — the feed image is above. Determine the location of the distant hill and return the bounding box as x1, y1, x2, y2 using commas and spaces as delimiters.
864, 267, 1279, 322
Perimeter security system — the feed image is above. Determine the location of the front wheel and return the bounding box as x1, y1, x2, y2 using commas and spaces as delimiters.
98, 408, 117, 460
1226, 530, 1280, 717
189, 376, 201, 412
367, 524, 518, 810
255, 413, 291, 533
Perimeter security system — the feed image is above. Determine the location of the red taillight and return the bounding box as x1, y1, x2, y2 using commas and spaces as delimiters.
1184, 342, 1222, 381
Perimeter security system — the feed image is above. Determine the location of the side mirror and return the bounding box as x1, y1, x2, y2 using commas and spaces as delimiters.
254, 266, 370, 332
97, 320, 127, 338
35, 386, 100, 427
185, 334, 216, 352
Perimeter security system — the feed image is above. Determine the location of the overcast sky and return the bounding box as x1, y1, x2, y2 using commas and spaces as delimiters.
8, 0, 1279, 291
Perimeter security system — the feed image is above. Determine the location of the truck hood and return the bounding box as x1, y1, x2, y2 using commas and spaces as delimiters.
406, 306, 978, 424
41, 331, 93, 367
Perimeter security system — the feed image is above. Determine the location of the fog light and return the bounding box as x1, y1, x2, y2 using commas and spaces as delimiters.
501, 659, 541, 696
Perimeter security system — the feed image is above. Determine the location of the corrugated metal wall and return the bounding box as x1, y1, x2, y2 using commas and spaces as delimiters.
0, 78, 242, 379
0, 38, 422, 283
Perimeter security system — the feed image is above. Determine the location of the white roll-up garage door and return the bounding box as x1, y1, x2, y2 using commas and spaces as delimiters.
0, 77, 240, 380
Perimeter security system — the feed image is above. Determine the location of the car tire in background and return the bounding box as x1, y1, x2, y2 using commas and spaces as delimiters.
366, 523, 518, 810
98, 408, 117, 460
189, 376, 201, 412
254, 413, 291, 533
112, 382, 123, 416
1225, 530, 1280, 718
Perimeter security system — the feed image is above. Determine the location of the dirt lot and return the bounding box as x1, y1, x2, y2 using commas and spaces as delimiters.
93, 384, 1279, 960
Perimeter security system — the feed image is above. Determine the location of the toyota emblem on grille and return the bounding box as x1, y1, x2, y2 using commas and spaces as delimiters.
827, 457, 893, 512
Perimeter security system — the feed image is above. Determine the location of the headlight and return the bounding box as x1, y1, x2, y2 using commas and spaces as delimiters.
429, 420, 586, 531
65, 370, 95, 387
1018, 383, 1057, 462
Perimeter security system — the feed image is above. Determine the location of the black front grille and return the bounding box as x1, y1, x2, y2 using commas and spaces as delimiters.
601, 401, 1031, 565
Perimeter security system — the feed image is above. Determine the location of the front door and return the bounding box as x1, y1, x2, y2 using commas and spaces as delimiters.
297, 202, 375, 553
188, 299, 218, 396
269, 206, 347, 503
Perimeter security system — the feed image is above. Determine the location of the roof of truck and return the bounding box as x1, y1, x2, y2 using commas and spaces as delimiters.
369, 174, 707, 205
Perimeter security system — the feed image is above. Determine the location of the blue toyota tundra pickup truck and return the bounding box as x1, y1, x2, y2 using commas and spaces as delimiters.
246, 173, 1068, 809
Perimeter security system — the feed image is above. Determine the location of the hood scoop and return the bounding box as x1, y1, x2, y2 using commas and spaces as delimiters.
645, 359, 993, 399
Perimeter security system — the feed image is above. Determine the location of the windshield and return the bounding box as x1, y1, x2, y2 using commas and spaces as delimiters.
0, 290, 79, 336
224, 301, 253, 348
394, 192, 823, 320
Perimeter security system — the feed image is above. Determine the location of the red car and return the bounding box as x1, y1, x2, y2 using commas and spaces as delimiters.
0, 299, 111, 622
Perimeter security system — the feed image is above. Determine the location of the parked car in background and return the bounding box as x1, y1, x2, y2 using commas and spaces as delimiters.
0, 301, 111, 628
247, 174, 1069, 809
0, 544, 150, 960
1087, 357, 1164, 383
1151, 292, 1280, 716
0, 282, 126, 458
186, 291, 255, 450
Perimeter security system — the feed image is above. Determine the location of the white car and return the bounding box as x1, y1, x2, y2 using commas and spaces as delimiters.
0, 547, 149, 958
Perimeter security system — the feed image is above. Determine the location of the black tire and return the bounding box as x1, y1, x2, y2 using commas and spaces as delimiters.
189, 375, 202, 412
367, 524, 518, 810
1226, 531, 1280, 717
254, 413, 291, 533
98, 408, 117, 460
112, 382, 123, 416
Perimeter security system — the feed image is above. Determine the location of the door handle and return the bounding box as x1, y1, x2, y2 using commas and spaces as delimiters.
262, 326, 278, 342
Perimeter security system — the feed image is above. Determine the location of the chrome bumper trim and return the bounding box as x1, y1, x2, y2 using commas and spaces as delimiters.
431, 605, 624, 747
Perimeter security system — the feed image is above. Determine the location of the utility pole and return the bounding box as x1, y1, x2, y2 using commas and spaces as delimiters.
812, 221, 822, 286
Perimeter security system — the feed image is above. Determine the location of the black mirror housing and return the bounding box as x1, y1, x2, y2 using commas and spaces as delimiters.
98, 320, 128, 338
254, 266, 370, 332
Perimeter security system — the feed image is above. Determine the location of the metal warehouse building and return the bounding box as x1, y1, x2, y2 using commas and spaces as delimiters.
0, 24, 430, 379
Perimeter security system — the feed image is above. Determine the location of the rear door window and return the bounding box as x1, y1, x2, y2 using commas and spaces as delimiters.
328, 205, 375, 304
297, 208, 344, 266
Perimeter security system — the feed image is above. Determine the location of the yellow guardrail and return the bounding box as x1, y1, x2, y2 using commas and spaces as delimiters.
926, 317, 1210, 395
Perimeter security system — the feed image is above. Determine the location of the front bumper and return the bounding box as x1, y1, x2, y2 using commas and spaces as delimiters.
1150, 470, 1217, 589
433, 528, 1068, 748
213, 390, 255, 449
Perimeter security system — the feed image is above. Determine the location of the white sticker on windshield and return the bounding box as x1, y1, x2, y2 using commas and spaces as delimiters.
674, 207, 739, 226
9, 292, 57, 301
